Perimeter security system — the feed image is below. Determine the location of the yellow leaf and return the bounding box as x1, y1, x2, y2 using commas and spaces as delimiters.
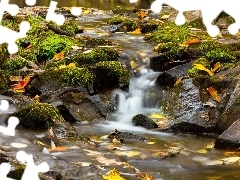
211, 62, 221, 73
207, 87, 221, 102
197, 149, 207, 154
139, 173, 154, 180
67, 63, 76, 68
194, 64, 214, 76
102, 169, 124, 180
48, 146, 69, 152
147, 142, 156, 145
127, 27, 142, 35
115, 151, 140, 157
53, 52, 64, 60
59, 64, 67, 69
150, 113, 166, 119
83, 9, 90, 14
130, 61, 137, 69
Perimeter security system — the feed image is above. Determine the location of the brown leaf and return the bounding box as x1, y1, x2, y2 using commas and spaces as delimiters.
207, 87, 221, 102
127, 27, 142, 35
211, 62, 221, 73
180, 38, 202, 47
53, 51, 64, 60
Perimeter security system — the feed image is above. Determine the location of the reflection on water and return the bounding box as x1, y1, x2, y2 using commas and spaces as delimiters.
10, 0, 153, 10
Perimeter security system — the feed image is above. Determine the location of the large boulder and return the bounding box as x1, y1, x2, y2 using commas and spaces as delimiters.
160, 78, 219, 133
215, 119, 240, 149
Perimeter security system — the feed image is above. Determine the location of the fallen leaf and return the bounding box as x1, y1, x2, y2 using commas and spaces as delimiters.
25, 44, 32, 49
174, 77, 183, 86
194, 64, 214, 76
127, 27, 142, 35
180, 38, 201, 47
147, 142, 156, 145
130, 61, 137, 69
150, 113, 166, 119
139, 173, 154, 180
102, 168, 124, 180
160, 14, 170, 20
197, 149, 207, 154
114, 150, 140, 157
53, 51, 64, 60
207, 87, 221, 102
211, 62, 221, 73
12, 76, 31, 92
48, 146, 69, 152
138, 10, 147, 19
83, 9, 91, 14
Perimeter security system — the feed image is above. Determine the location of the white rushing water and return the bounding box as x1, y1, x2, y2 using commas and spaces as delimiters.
100, 66, 164, 133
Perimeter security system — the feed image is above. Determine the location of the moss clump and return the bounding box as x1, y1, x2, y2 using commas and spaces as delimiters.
205, 50, 236, 63
70, 47, 119, 66
13, 102, 65, 130
93, 61, 130, 89
60, 21, 80, 34
187, 57, 210, 77
7, 166, 25, 179
3, 57, 28, 72
107, 16, 138, 31
18, 50, 38, 63
144, 22, 191, 43
60, 67, 94, 87
186, 17, 205, 29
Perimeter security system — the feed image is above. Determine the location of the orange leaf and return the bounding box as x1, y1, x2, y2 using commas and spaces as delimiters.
25, 44, 32, 49
211, 62, 221, 73
12, 76, 31, 91
48, 146, 69, 152
138, 10, 147, 19
207, 87, 221, 102
181, 38, 202, 47
53, 51, 64, 60
127, 27, 142, 35
174, 77, 183, 86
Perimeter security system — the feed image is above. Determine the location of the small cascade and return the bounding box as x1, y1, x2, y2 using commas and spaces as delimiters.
102, 65, 161, 132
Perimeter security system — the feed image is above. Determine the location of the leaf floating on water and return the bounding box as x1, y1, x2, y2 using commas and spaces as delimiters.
130, 61, 137, 69
11, 142, 28, 148
102, 168, 124, 180
197, 149, 207, 154
53, 51, 64, 60
48, 146, 69, 152
83, 9, 91, 14
211, 62, 221, 73
207, 87, 221, 102
138, 173, 154, 180
147, 142, 156, 145
194, 64, 214, 76
127, 27, 142, 35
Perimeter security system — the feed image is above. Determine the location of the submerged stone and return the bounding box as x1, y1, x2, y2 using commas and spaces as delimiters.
132, 114, 158, 129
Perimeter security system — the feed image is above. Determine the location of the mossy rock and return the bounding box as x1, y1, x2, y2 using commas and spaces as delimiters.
187, 57, 210, 77
2, 57, 28, 72
60, 21, 80, 34
7, 165, 25, 180
132, 114, 158, 129
70, 47, 119, 66
107, 16, 138, 31
13, 102, 65, 130
206, 50, 236, 63
93, 61, 130, 90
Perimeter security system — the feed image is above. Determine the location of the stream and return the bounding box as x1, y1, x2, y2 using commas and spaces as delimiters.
1, 1, 240, 179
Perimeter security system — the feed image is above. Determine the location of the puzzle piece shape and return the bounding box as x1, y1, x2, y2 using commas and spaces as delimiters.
0, 116, 19, 136
0, 21, 30, 54
25, 0, 36, 6
0, 100, 9, 111
46, 1, 65, 25
0, 163, 15, 180
149, 0, 240, 37
71, 7, 82, 16
16, 151, 49, 180
0, 0, 19, 21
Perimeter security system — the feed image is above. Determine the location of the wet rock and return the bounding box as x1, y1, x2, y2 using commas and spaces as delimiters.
215, 119, 240, 149
149, 53, 191, 72
107, 129, 147, 143
156, 72, 176, 89
161, 78, 219, 133
217, 79, 240, 132
57, 88, 108, 122
132, 114, 158, 129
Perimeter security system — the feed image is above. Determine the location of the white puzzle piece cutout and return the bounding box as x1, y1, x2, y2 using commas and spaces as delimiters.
0, 116, 19, 136
25, 0, 36, 6
0, 163, 15, 180
0, 100, 9, 111
46, 1, 65, 25
71, 7, 82, 16
16, 151, 49, 180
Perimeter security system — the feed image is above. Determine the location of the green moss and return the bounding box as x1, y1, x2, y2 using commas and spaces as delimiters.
13, 102, 65, 130
70, 47, 119, 66
206, 50, 236, 63
93, 61, 130, 88
186, 17, 205, 29
7, 165, 25, 179
187, 57, 210, 77
60, 67, 94, 87
145, 22, 191, 43
107, 16, 138, 31
60, 21, 79, 34
3, 57, 28, 72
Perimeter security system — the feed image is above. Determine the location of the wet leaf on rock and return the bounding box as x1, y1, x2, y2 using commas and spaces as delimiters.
12, 76, 31, 92
114, 150, 140, 157
138, 10, 147, 19
138, 173, 154, 180
194, 64, 214, 76
180, 38, 202, 47
211, 62, 221, 73
53, 51, 64, 61
127, 27, 142, 35
102, 168, 124, 180
207, 87, 221, 102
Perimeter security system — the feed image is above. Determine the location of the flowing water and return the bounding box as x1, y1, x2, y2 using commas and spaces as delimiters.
2, 1, 240, 179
